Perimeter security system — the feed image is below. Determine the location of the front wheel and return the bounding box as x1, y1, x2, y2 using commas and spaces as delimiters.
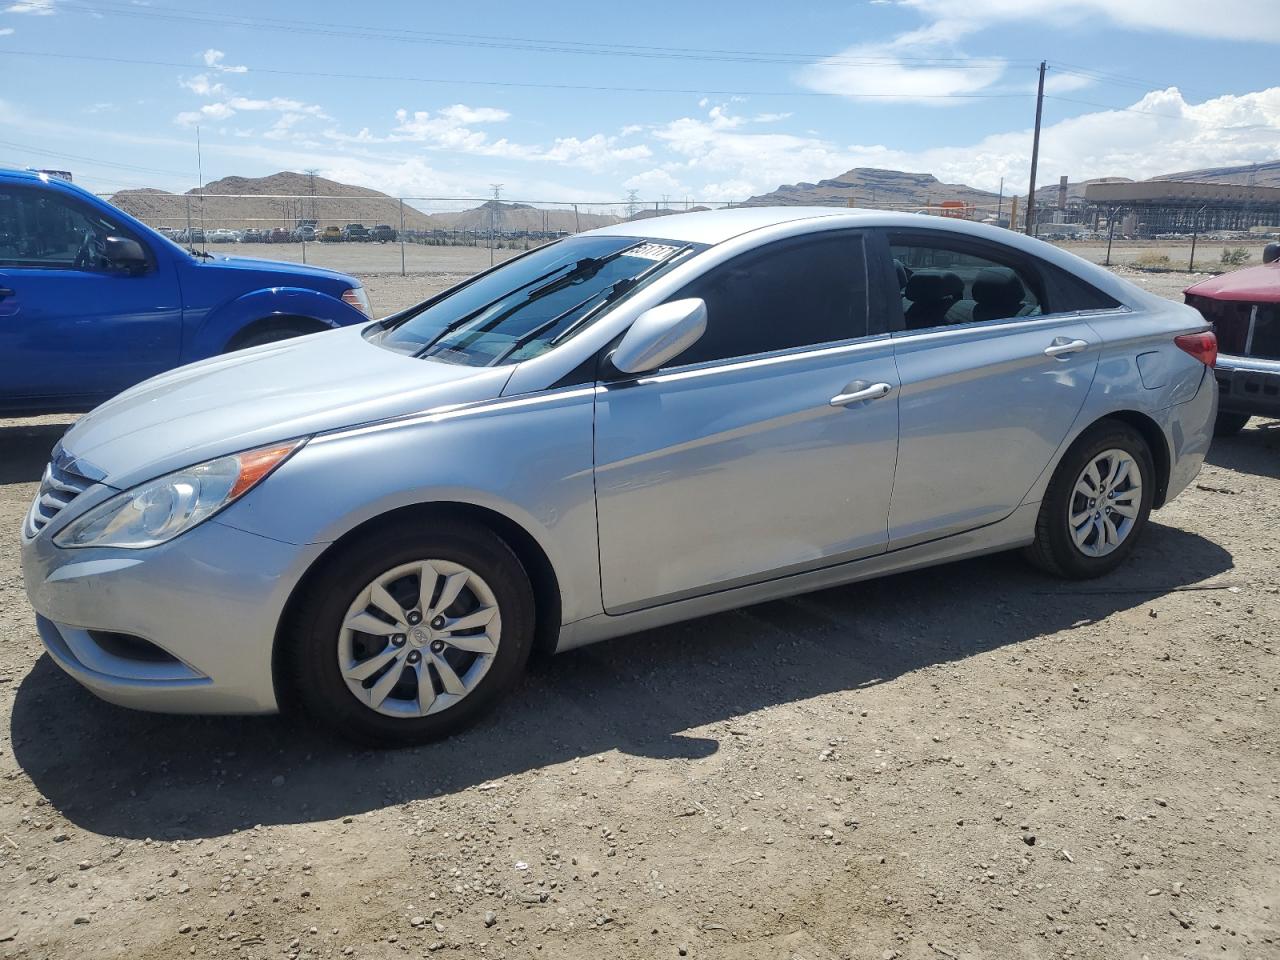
284, 521, 535, 746
1024, 421, 1155, 579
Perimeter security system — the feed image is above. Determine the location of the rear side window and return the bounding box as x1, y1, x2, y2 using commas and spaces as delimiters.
665, 231, 869, 367
0, 186, 135, 270
890, 237, 1042, 331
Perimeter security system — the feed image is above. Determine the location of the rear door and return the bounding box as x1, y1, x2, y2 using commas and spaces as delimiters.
593, 230, 901, 613
884, 229, 1109, 547
0, 184, 182, 409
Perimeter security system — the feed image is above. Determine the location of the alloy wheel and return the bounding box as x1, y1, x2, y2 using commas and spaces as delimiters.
1067, 448, 1143, 558
337, 560, 502, 718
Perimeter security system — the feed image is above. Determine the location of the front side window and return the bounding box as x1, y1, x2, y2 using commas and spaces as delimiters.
375, 235, 697, 366
891, 237, 1042, 331
663, 231, 869, 367
0, 186, 134, 270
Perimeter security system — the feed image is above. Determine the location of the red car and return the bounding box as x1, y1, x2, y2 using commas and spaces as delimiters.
1184, 243, 1280, 436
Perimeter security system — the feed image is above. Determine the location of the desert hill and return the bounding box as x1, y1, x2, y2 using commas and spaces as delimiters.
742, 167, 999, 209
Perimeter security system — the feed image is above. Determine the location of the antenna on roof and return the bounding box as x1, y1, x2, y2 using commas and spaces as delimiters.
196, 126, 207, 254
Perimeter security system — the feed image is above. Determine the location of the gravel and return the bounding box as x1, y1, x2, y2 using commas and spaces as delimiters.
0, 268, 1277, 958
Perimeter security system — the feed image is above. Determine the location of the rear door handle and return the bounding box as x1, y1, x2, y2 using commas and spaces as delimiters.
830, 381, 893, 407
1044, 338, 1089, 358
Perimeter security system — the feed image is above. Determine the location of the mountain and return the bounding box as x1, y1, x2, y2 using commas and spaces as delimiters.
1150, 159, 1280, 188
109, 173, 620, 234
111, 172, 435, 232
742, 167, 1000, 209
424, 200, 618, 234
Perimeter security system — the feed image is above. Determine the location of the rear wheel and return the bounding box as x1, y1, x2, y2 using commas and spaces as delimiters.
285, 521, 535, 746
1025, 421, 1154, 579
1213, 412, 1251, 437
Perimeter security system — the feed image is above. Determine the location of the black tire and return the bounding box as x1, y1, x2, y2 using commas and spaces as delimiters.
1213, 412, 1251, 438
283, 520, 536, 747
231, 322, 320, 350
1024, 421, 1155, 580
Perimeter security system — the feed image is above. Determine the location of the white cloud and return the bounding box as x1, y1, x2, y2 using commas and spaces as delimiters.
202, 48, 247, 74
175, 96, 326, 127
437, 104, 510, 124
180, 74, 226, 97
898, 0, 1280, 43
541, 134, 652, 171
645, 88, 1280, 201
3, 0, 52, 13
386, 107, 521, 156
0, 25, 13, 33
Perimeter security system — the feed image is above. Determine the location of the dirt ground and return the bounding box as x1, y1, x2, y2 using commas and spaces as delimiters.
1, 262, 1278, 960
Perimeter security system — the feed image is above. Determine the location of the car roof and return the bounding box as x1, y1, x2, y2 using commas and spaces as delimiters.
583, 205, 1161, 310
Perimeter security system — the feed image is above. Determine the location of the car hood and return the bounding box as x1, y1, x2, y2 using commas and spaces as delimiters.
199, 253, 356, 285
61, 324, 513, 490
1184, 261, 1280, 303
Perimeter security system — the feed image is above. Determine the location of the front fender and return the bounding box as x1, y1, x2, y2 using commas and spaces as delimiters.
213, 385, 603, 626
186, 286, 365, 358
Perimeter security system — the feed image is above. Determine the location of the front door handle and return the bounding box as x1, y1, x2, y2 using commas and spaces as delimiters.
830, 381, 893, 407
1044, 337, 1089, 358
0, 287, 13, 299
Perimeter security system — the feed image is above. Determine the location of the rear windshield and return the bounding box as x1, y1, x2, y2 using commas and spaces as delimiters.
374, 235, 697, 366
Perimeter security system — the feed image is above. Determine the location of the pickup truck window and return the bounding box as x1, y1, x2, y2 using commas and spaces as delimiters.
0, 186, 137, 270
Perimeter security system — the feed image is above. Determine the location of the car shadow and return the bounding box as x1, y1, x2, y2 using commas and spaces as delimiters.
1205, 417, 1280, 480
0, 421, 71, 485
11, 521, 1232, 841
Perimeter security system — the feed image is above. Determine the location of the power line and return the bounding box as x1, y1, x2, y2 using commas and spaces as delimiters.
53, 0, 1038, 70
0, 50, 1038, 100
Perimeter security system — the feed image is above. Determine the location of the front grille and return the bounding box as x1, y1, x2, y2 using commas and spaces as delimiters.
25, 457, 95, 538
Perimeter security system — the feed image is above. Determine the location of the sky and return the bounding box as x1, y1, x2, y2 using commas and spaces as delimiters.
1, 0, 1278, 210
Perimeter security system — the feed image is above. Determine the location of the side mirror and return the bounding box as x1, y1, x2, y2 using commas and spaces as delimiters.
103, 236, 147, 272
610, 298, 707, 375
1264, 242, 1280, 265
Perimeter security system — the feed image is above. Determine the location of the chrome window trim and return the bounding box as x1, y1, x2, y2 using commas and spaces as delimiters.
888, 306, 1131, 346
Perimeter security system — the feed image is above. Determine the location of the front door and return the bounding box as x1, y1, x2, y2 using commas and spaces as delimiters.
0, 184, 182, 410
593, 230, 900, 614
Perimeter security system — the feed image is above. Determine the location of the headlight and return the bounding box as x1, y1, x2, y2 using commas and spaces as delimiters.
341, 285, 372, 318
54, 440, 304, 549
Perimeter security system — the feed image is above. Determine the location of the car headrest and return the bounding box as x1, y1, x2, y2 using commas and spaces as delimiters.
972, 267, 1024, 307
904, 271, 957, 304
894, 259, 909, 292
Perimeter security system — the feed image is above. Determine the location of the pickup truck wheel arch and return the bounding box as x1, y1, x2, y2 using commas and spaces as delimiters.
224, 316, 331, 352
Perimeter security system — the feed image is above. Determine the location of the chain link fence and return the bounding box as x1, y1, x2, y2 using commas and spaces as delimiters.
102, 191, 1030, 275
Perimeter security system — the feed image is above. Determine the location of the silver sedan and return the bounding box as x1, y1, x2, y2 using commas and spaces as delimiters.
21, 208, 1218, 744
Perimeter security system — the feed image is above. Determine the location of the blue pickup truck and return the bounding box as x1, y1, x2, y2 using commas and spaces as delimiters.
0, 169, 372, 415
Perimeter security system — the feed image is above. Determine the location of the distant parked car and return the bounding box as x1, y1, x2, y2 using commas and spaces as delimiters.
208, 228, 238, 243
321, 225, 343, 243
268, 228, 292, 244
294, 225, 317, 242
343, 223, 370, 242
239, 228, 265, 243
1184, 242, 1280, 436
17, 207, 1217, 745
370, 223, 397, 243
0, 168, 374, 414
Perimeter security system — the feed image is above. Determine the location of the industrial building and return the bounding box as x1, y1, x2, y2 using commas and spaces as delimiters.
1081, 179, 1280, 235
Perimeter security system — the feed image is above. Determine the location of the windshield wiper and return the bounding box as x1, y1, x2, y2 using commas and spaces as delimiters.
489, 244, 695, 365
412, 240, 646, 359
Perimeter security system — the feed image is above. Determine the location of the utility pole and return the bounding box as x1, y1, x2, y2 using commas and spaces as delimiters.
489, 183, 502, 266
305, 168, 318, 221
1025, 60, 1046, 237
625, 189, 639, 219
996, 176, 1004, 224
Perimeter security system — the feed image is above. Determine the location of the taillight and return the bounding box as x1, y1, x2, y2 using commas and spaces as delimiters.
1174, 331, 1217, 368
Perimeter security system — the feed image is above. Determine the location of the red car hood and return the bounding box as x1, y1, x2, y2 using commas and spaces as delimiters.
1185, 262, 1280, 303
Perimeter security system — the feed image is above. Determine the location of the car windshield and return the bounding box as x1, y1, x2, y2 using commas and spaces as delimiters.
374, 234, 697, 366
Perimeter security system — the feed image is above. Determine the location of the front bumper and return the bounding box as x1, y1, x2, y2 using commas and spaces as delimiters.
21, 519, 325, 714
1214, 354, 1280, 418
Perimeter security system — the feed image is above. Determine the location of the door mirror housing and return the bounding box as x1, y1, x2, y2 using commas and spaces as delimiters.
103, 236, 148, 272
610, 298, 707, 375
